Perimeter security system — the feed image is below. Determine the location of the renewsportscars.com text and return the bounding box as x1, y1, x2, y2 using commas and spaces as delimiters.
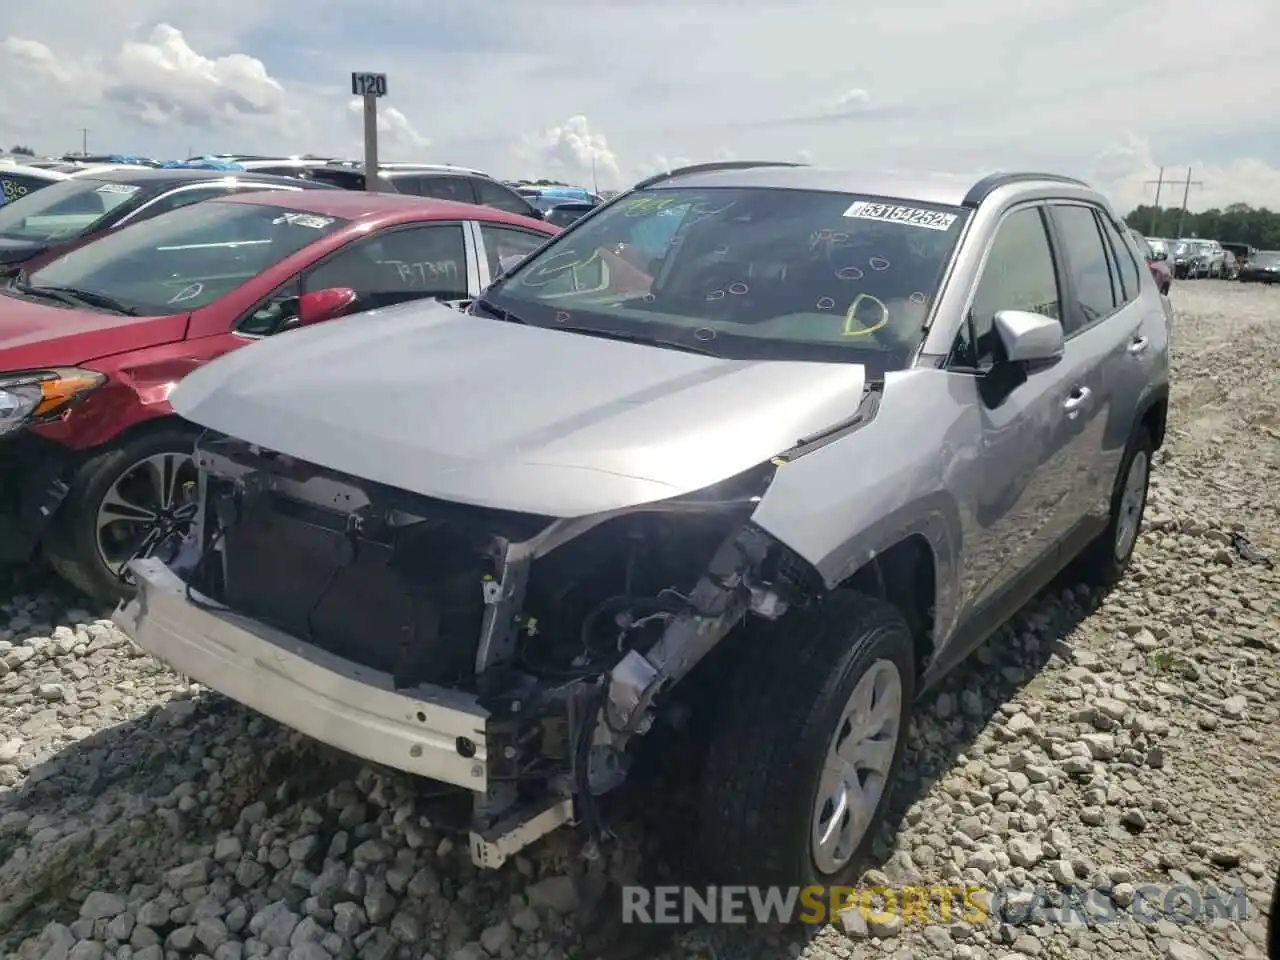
621, 884, 1250, 926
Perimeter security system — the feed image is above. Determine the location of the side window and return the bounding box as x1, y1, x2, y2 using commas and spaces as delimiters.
472, 178, 532, 216
477, 224, 548, 279
0, 173, 49, 206
305, 223, 468, 308
1050, 204, 1119, 330
240, 278, 302, 337
420, 177, 476, 204
952, 206, 1061, 370
1097, 213, 1141, 303
388, 176, 427, 197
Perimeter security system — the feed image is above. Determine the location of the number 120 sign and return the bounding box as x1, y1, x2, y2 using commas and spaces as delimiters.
351, 72, 388, 97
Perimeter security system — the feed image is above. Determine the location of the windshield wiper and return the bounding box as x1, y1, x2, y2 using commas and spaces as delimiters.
471, 296, 527, 324
14, 282, 138, 315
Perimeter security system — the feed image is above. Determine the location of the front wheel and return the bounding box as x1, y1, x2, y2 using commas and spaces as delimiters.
44, 425, 200, 604
697, 590, 916, 889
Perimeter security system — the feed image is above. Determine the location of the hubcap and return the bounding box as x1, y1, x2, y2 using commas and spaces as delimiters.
811, 659, 902, 876
95, 452, 199, 578
1113, 451, 1149, 561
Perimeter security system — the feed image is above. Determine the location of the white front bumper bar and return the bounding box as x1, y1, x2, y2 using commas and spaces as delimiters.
113, 557, 492, 792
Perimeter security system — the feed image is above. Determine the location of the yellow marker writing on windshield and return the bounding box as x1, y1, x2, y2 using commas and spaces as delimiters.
520, 249, 602, 286
843, 293, 889, 337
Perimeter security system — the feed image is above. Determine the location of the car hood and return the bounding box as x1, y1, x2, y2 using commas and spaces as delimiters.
0, 237, 51, 265
0, 293, 190, 369
171, 300, 869, 517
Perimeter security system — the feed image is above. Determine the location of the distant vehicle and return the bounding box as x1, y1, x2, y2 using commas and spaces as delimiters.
0, 167, 331, 272
1222, 250, 1238, 280
1170, 239, 1223, 279
308, 164, 545, 221
1238, 249, 1280, 284
1144, 237, 1171, 259
0, 163, 71, 208
543, 201, 597, 228
1130, 229, 1171, 295
1220, 241, 1256, 270
0, 190, 559, 601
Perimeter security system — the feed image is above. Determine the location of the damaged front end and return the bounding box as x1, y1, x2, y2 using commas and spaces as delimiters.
114, 432, 819, 868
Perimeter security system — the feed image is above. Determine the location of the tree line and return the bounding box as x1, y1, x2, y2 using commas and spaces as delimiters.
1123, 203, 1280, 250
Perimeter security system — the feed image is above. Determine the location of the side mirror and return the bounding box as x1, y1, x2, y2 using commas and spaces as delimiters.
994, 309, 1063, 364
296, 286, 357, 327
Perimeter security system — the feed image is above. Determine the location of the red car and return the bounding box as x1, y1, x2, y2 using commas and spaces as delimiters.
0, 190, 558, 601
1130, 228, 1171, 295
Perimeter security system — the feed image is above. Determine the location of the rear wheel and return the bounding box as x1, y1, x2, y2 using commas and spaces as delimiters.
697, 590, 916, 889
45, 425, 200, 604
1073, 426, 1153, 587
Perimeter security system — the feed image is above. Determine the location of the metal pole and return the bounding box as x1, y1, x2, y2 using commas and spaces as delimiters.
1174, 168, 1203, 239
81, 128, 88, 155
1143, 167, 1165, 234
363, 93, 379, 193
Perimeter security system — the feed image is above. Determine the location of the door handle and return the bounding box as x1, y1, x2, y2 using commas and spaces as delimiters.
1063, 387, 1091, 415
1128, 336, 1150, 355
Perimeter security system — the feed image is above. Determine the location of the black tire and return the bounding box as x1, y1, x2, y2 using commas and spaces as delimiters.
1073, 426, 1154, 587
697, 590, 917, 890
44, 423, 200, 605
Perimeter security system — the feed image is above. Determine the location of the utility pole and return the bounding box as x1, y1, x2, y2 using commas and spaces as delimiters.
81, 128, 88, 156
1174, 167, 1204, 238
1143, 167, 1165, 234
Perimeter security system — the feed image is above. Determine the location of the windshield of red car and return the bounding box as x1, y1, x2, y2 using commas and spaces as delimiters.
26, 200, 348, 315
0, 178, 151, 241
483, 185, 969, 372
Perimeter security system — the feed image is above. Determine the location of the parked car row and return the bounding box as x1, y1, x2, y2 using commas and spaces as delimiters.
98, 162, 1172, 880
1139, 234, 1273, 283
0, 176, 561, 599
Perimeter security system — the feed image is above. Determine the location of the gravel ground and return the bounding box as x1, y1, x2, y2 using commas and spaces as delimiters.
1, 281, 1277, 960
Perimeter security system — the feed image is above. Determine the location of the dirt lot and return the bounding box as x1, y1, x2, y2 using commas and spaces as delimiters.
1, 280, 1277, 960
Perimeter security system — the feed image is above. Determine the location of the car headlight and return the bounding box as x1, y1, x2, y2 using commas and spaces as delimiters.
0, 368, 106, 438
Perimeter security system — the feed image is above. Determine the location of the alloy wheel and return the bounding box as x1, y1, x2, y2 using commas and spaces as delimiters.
95, 452, 199, 578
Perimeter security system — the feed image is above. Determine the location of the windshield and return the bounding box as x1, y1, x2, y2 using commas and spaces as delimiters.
1254, 250, 1280, 265
482, 186, 968, 371
26, 201, 348, 315
0, 178, 150, 241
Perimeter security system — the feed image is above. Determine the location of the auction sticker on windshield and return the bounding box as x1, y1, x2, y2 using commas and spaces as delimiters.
843, 201, 957, 231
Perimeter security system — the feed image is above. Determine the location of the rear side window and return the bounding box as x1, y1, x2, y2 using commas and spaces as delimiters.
472, 178, 532, 216
1050, 204, 1118, 331
420, 177, 476, 204
1098, 214, 1141, 302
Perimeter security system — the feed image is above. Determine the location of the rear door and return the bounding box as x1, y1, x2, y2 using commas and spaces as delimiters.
1043, 201, 1146, 529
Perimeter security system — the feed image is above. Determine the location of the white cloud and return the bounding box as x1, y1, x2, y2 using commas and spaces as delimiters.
345, 100, 429, 155
511, 115, 622, 188
1, 0, 1279, 204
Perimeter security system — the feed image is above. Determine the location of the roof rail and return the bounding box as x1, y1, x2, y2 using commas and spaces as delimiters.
963, 172, 1089, 208
633, 159, 808, 191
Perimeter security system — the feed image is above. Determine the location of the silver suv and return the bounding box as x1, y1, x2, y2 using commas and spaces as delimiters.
114, 163, 1171, 887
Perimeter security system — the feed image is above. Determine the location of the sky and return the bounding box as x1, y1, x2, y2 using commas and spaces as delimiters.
2, 0, 1279, 214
